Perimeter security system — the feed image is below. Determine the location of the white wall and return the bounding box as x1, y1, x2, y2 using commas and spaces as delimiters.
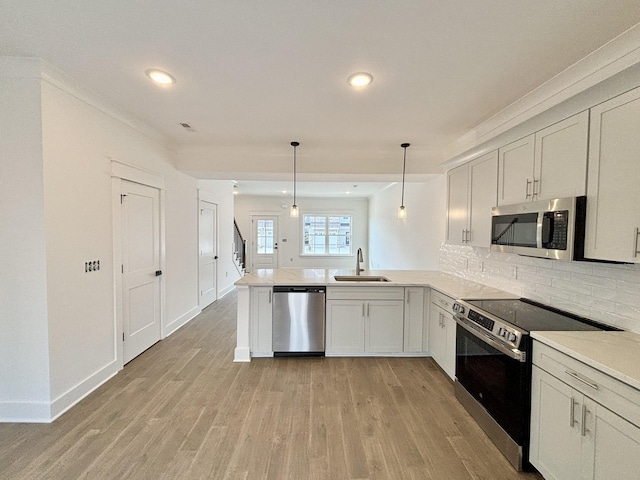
234, 195, 368, 270
198, 180, 242, 297
440, 245, 640, 333
0, 65, 52, 419
1, 58, 202, 421
368, 177, 446, 270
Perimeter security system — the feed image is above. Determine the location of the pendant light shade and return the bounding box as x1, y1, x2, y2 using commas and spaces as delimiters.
290, 141, 299, 217
398, 143, 410, 218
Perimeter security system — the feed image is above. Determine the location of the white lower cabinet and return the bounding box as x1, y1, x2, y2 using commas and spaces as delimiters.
250, 287, 273, 356
530, 342, 640, 480
403, 287, 427, 353
325, 287, 405, 355
428, 290, 456, 380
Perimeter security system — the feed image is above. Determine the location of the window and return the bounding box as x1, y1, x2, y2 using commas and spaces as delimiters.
256, 219, 274, 254
302, 214, 352, 255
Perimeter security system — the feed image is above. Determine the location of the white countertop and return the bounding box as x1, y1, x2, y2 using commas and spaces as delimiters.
531, 330, 640, 391
235, 268, 518, 300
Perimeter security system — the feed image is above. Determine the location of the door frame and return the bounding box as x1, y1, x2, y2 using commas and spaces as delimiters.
112, 160, 166, 371
198, 191, 219, 308
249, 213, 281, 271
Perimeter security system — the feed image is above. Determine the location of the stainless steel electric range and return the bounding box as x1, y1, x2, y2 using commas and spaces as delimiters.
451, 297, 616, 471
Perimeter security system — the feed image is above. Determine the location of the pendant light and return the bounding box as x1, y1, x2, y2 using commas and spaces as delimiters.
398, 143, 410, 219
290, 141, 300, 217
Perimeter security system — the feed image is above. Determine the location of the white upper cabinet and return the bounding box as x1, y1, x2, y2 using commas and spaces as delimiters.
446, 150, 498, 247
446, 164, 469, 246
468, 151, 499, 247
497, 111, 589, 205
585, 87, 640, 263
534, 111, 589, 200
497, 135, 535, 205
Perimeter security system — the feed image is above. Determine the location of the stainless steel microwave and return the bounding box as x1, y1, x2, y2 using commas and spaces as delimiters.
490, 196, 586, 261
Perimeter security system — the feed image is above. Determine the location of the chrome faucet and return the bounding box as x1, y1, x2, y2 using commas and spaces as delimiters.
356, 248, 364, 275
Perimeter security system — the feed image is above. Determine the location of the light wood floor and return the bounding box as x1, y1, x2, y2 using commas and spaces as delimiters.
0, 290, 542, 480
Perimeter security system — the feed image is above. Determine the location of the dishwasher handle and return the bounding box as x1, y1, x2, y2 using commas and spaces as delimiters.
273, 286, 326, 294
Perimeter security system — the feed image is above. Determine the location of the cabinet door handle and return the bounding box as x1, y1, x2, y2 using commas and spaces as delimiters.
461, 229, 466, 243
525, 178, 532, 199
367, 303, 370, 317
269, 290, 272, 303
581, 404, 589, 437
533, 178, 540, 197
569, 397, 577, 428
406, 291, 410, 304
634, 227, 639, 258
565, 370, 598, 390
362, 303, 365, 318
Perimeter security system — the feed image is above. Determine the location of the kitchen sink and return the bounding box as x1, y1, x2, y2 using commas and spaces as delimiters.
333, 275, 390, 282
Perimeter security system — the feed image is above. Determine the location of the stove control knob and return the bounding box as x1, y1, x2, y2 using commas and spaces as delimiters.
508, 332, 517, 343
497, 328, 505, 337
458, 306, 465, 314
452, 303, 459, 312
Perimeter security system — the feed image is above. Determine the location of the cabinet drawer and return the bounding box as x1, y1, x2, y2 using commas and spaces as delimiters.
533, 341, 640, 428
327, 286, 405, 301
430, 289, 455, 311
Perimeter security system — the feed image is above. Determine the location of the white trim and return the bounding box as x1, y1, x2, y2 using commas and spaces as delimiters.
0, 401, 52, 423
197, 197, 219, 309
219, 283, 236, 299
234, 285, 251, 362
111, 159, 165, 190
49, 361, 119, 421
164, 306, 201, 338
234, 347, 251, 362
448, 23, 640, 159
0, 57, 167, 145
300, 213, 354, 256
112, 166, 167, 368
0, 360, 119, 422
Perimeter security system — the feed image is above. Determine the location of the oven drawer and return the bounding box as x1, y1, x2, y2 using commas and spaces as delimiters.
532, 341, 640, 428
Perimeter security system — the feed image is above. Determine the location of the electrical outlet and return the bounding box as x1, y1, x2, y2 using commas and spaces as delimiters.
84, 260, 100, 272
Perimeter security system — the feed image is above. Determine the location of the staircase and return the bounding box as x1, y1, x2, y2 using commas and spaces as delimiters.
233, 219, 247, 276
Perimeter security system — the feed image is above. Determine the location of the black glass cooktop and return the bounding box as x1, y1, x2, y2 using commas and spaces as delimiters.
464, 298, 613, 333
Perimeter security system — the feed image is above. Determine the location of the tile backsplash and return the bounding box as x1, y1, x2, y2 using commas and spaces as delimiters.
439, 243, 640, 333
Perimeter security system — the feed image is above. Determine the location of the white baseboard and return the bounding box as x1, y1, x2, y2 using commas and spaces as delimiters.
164, 305, 201, 338
50, 360, 119, 421
218, 284, 236, 299
0, 401, 52, 423
1, 360, 119, 423
234, 347, 251, 362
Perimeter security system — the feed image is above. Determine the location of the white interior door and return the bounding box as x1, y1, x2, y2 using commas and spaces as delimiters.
252, 215, 278, 269
121, 181, 161, 364
199, 200, 218, 308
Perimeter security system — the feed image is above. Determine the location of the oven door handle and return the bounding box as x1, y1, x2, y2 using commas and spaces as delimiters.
454, 315, 527, 362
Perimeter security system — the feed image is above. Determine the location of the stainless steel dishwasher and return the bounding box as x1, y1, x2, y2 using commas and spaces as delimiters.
272, 286, 325, 356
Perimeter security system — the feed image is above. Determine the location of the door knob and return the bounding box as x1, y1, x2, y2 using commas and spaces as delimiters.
214, 256, 218, 259
155, 270, 163, 276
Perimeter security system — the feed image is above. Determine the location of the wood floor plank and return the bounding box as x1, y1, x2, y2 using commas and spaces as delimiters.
0, 290, 542, 480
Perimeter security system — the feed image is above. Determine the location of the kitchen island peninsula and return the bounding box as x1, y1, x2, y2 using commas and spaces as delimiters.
234, 269, 515, 362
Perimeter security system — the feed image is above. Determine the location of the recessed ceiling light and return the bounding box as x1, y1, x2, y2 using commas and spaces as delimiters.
347, 72, 373, 88
146, 69, 176, 85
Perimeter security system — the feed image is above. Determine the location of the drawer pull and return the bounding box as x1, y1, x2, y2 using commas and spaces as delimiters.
437, 298, 449, 308
565, 370, 598, 390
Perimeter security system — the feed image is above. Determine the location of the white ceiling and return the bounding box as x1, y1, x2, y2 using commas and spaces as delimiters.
2, 1, 640, 194
233, 180, 395, 198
